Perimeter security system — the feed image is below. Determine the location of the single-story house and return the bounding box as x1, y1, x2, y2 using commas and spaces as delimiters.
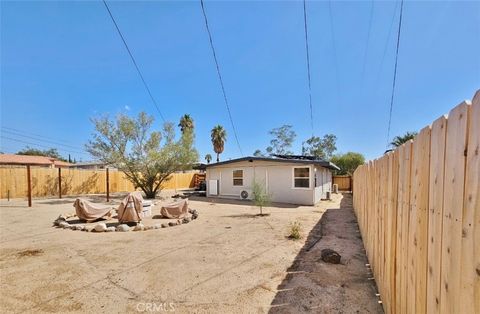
69, 161, 114, 170
0, 154, 71, 168
205, 156, 340, 206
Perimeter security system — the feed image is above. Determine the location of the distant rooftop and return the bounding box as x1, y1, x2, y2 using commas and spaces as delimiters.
71, 161, 106, 167
0, 154, 71, 167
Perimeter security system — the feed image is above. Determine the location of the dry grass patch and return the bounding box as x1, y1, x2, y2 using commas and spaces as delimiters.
287, 220, 302, 240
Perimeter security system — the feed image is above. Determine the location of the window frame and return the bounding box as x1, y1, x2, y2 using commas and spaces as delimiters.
292, 166, 311, 189
232, 169, 244, 187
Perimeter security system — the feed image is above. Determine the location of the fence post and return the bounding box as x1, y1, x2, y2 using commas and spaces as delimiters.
106, 167, 110, 202
27, 165, 32, 207
58, 167, 62, 199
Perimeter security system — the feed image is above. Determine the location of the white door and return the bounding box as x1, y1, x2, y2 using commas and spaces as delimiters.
209, 180, 218, 195
253, 167, 268, 193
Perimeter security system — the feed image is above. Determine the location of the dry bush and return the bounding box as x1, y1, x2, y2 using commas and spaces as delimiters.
288, 221, 302, 240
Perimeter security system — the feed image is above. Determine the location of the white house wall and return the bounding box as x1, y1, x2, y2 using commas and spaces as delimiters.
206, 160, 333, 206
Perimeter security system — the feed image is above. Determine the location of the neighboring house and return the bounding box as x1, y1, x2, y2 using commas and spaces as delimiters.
0, 154, 71, 168
205, 156, 340, 206
69, 161, 113, 170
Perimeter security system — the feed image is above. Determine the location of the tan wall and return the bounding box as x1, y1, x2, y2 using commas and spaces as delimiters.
352, 91, 479, 314
206, 160, 333, 205
0, 167, 197, 199
333, 175, 351, 191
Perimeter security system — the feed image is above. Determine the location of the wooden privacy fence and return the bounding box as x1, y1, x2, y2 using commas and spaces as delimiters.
352, 90, 479, 314
333, 175, 352, 191
0, 167, 199, 199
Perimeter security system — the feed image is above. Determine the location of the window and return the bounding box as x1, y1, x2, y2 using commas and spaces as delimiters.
233, 170, 243, 186
293, 167, 310, 188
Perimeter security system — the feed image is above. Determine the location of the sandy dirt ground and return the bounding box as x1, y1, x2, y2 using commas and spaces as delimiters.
0, 192, 382, 314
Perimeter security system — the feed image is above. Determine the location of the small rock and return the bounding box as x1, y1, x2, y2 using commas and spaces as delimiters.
144, 225, 154, 230
133, 223, 144, 231
321, 249, 341, 264
116, 224, 130, 232
177, 219, 183, 225
85, 226, 95, 232
182, 217, 191, 224
162, 223, 169, 228
75, 225, 85, 231
192, 213, 198, 220
154, 224, 161, 229
59, 221, 70, 229
94, 223, 107, 232
168, 222, 176, 227
106, 226, 116, 232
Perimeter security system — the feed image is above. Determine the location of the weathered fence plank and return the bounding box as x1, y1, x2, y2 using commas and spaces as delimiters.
461, 91, 479, 313
426, 115, 447, 314
440, 102, 469, 314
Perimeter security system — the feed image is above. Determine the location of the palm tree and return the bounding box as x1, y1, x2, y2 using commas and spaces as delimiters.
205, 154, 212, 164
178, 114, 194, 134
390, 131, 418, 147
211, 125, 227, 162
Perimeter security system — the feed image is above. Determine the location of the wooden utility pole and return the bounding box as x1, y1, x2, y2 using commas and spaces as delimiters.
106, 167, 110, 202
27, 165, 32, 207
58, 168, 62, 199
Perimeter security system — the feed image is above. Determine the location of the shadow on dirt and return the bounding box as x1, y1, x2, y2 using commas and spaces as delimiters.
188, 195, 300, 209
268, 193, 383, 313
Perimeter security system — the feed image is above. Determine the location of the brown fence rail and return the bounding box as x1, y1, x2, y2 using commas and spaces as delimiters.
333, 175, 352, 191
0, 167, 198, 199
352, 90, 479, 314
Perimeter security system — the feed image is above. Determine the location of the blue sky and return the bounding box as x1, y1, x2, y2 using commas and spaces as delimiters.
1, 0, 479, 162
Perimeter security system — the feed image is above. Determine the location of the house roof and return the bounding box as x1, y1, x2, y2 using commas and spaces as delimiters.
0, 154, 72, 167
204, 156, 340, 171
71, 161, 107, 167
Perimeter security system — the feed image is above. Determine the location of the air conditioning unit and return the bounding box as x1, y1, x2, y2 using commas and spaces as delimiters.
240, 190, 249, 200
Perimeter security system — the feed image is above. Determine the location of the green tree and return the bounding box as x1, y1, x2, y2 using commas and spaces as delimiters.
266, 125, 296, 155
205, 154, 212, 164
301, 134, 337, 160
253, 149, 264, 157
178, 114, 194, 133
390, 131, 417, 148
252, 180, 271, 216
17, 147, 67, 161
330, 152, 365, 175
177, 114, 199, 171
211, 125, 227, 162
86, 112, 198, 198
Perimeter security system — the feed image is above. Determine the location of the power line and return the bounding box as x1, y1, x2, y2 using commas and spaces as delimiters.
360, 0, 374, 88
1, 136, 90, 156
1, 128, 84, 150
373, 1, 400, 93
386, 0, 404, 148
303, 0, 314, 137
328, 1, 341, 104
199, 0, 243, 156
102, 0, 166, 123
